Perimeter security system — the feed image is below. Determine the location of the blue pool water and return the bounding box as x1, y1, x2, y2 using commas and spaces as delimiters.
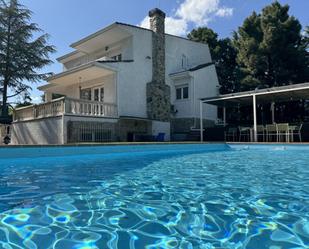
0, 144, 308, 249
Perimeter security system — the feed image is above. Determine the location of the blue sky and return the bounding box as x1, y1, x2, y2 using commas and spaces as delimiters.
19, 0, 309, 102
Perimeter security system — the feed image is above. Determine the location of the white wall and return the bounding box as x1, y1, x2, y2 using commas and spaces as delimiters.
117, 26, 153, 118
11, 117, 64, 145
192, 65, 219, 121
152, 121, 171, 141
165, 36, 212, 83
172, 75, 193, 118
116, 27, 216, 120
170, 65, 219, 121
63, 37, 134, 71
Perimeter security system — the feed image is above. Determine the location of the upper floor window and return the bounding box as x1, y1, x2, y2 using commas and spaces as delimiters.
176, 85, 189, 100
111, 54, 122, 61
182, 54, 188, 69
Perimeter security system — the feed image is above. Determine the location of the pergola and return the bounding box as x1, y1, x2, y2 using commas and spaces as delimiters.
200, 82, 309, 142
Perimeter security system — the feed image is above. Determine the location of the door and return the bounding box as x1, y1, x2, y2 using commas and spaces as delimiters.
93, 86, 104, 115
93, 87, 104, 102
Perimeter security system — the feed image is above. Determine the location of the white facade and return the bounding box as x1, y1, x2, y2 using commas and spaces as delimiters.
41, 23, 219, 121
12, 18, 220, 144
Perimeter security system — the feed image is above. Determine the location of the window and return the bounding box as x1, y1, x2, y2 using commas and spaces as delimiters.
176, 85, 189, 100
183, 86, 189, 99
80, 88, 92, 101
176, 88, 182, 100
182, 54, 188, 69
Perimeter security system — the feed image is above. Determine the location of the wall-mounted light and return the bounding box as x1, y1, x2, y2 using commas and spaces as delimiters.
105, 46, 109, 51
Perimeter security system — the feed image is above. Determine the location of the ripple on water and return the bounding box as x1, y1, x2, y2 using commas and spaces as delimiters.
0, 148, 309, 248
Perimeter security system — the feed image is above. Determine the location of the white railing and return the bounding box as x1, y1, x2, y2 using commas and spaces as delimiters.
64, 98, 118, 118
13, 97, 118, 121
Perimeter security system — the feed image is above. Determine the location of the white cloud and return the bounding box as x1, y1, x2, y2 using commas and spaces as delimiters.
140, 16, 188, 36
215, 7, 233, 17
176, 0, 220, 25
140, 16, 150, 29
139, 0, 233, 36
31, 96, 42, 104
165, 17, 188, 36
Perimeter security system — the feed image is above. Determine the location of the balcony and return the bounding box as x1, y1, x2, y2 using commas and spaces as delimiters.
13, 97, 118, 122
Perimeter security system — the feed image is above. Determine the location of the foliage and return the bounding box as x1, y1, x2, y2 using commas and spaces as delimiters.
0, 0, 55, 118
234, 2, 309, 90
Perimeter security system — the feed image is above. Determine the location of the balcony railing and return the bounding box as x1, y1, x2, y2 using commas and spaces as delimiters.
13, 97, 118, 122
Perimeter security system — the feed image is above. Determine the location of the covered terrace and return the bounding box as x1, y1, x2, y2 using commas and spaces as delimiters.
200, 82, 309, 142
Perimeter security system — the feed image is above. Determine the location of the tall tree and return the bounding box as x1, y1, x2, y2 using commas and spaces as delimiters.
234, 1, 309, 90
0, 0, 55, 121
188, 27, 240, 94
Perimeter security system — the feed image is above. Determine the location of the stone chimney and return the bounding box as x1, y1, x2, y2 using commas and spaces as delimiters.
146, 8, 171, 122
149, 8, 165, 84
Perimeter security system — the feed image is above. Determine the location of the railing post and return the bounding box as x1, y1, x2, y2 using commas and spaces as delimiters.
33, 106, 36, 119
63, 98, 66, 114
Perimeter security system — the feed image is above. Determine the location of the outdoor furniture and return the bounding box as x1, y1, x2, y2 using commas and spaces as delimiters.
256, 125, 265, 142
239, 126, 251, 142
266, 124, 278, 142
277, 123, 290, 142
225, 127, 237, 141
289, 124, 303, 142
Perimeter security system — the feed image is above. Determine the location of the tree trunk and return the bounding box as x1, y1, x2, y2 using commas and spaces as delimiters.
1, 78, 8, 117
1, 5, 12, 119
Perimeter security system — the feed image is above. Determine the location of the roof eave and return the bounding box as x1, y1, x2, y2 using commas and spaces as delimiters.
70, 22, 119, 49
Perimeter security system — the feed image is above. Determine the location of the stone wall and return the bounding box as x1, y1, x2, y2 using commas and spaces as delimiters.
117, 118, 152, 142
146, 82, 171, 121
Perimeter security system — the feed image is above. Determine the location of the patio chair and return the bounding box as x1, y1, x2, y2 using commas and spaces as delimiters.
266, 124, 278, 142
225, 127, 237, 142
277, 123, 289, 142
256, 125, 265, 142
290, 124, 303, 142
239, 126, 251, 142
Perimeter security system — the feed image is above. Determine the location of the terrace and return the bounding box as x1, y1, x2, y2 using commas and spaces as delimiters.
200, 82, 309, 142
13, 97, 118, 122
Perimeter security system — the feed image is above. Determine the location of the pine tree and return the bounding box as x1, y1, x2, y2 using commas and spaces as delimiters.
0, 0, 55, 122
234, 2, 309, 90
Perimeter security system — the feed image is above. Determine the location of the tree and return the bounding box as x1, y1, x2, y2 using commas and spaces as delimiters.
0, 0, 55, 121
188, 27, 221, 60
188, 27, 240, 94
234, 2, 309, 90
303, 26, 309, 50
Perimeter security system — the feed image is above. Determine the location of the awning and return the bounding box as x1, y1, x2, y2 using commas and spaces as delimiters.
201, 82, 309, 107
199, 82, 309, 143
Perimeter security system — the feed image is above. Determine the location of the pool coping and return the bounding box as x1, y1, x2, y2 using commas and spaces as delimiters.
1, 141, 309, 148
0, 141, 222, 148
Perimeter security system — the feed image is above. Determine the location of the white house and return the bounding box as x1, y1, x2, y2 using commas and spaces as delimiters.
11, 8, 219, 145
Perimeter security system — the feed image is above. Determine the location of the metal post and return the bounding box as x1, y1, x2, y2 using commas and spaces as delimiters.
200, 101, 203, 142
271, 101, 275, 124
223, 107, 226, 126
253, 94, 257, 142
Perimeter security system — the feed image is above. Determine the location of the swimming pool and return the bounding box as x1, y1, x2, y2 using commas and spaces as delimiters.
0, 144, 308, 248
